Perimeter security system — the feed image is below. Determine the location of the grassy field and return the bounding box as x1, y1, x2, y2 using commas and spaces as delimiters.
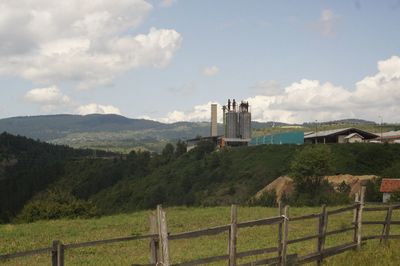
1, 206, 400, 265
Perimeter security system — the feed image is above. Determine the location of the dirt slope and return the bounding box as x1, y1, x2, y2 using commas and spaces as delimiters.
255, 174, 378, 201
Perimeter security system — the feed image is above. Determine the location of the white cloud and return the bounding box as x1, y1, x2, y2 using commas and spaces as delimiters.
161, 102, 223, 123
315, 9, 337, 37
250, 80, 282, 96
76, 103, 121, 115
162, 56, 400, 124
24, 86, 123, 115
0, 1, 182, 89
159, 0, 177, 7
24, 86, 72, 112
24, 86, 71, 104
202, 66, 220, 76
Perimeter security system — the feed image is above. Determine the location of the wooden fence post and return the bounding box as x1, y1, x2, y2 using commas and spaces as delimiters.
281, 205, 289, 266
57, 242, 64, 266
353, 193, 360, 244
384, 205, 393, 245
149, 212, 160, 265
228, 204, 238, 266
356, 187, 366, 250
277, 201, 283, 263
317, 205, 328, 266
157, 205, 170, 266
51, 240, 59, 266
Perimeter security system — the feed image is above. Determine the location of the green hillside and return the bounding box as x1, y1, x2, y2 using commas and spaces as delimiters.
0, 132, 114, 222
2, 132, 400, 223
2, 114, 395, 153
0, 114, 225, 153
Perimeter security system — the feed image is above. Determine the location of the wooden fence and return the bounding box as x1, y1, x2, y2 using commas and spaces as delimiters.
1, 186, 400, 266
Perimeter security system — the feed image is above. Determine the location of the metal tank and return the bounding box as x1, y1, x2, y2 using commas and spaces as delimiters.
239, 111, 252, 139
225, 111, 238, 138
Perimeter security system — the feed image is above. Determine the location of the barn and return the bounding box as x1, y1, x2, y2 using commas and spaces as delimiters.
304, 128, 378, 144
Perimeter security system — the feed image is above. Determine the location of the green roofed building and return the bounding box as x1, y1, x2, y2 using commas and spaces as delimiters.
250, 131, 304, 145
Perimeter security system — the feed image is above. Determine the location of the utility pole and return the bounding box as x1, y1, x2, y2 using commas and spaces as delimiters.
379, 116, 383, 143
315, 120, 318, 144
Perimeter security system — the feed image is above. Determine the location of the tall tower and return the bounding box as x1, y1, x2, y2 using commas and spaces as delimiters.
210, 104, 218, 136
239, 101, 251, 139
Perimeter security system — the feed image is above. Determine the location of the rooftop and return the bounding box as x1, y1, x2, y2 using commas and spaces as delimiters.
380, 178, 400, 193
376, 130, 400, 140
304, 127, 378, 139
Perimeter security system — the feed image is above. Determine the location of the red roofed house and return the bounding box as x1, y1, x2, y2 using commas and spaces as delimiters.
380, 178, 400, 203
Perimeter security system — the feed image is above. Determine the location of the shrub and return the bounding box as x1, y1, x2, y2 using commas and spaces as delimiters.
16, 189, 98, 223
290, 145, 334, 195
250, 190, 277, 207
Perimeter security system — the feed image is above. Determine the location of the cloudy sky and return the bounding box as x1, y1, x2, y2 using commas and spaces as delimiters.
1, 0, 400, 123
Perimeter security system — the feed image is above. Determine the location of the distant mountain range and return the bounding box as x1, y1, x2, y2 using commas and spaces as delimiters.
0, 114, 378, 152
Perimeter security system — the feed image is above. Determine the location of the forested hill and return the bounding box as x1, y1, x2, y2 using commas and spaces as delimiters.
2, 132, 400, 223
0, 132, 114, 222
0, 114, 278, 153
0, 114, 278, 140
0, 114, 166, 140
0, 114, 383, 153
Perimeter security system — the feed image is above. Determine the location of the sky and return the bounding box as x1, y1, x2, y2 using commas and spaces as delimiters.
0, 0, 400, 123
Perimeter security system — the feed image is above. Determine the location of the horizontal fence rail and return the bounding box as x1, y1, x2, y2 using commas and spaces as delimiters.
1, 186, 399, 266
63, 234, 157, 250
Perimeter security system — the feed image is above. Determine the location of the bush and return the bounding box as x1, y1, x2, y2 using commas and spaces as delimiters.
16, 189, 98, 223
382, 161, 400, 178
389, 191, 400, 203
290, 145, 334, 195
365, 178, 382, 202
283, 181, 350, 206
250, 190, 277, 207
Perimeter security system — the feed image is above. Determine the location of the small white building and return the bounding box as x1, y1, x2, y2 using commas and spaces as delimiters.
344, 133, 364, 143
380, 178, 400, 203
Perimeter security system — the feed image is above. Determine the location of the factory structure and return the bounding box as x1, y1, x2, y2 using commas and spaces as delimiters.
221, 99, 252, 147
187, 100, 398, 151
186, 99, 252, 151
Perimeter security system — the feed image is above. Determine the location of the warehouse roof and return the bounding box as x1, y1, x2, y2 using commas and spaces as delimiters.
376, 130, 400, 140
304, 128, 378, 139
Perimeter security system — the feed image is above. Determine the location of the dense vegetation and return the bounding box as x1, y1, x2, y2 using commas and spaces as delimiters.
1, 132, 400, 223
0, 132, 112, 223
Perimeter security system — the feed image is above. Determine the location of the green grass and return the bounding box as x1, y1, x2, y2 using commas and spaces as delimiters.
1, 206, 400, 265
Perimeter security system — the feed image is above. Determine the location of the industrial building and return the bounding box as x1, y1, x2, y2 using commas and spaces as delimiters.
221, 99, 252, 147
210, 104, 218, 137
185, 100, 253, 150
375, 130, 400, 143
250, 131, 304, 145
304, 128, 378, 144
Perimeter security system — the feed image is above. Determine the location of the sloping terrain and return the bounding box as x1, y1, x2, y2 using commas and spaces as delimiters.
2, 132, 400, 223
1, 114, 390, 153
255, 174, 378, 201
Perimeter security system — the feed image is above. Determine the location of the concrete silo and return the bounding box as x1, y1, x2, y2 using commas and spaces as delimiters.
221, 99, 251, 147
210, 104, 218, 137
225, 111, 238, 138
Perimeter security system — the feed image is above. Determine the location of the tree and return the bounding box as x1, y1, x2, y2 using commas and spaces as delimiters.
175, 140, 187, 157
193, 140, 215, 160
290, 145, 334, 195
161, 143, 175, 164
162, 143, 175, 158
